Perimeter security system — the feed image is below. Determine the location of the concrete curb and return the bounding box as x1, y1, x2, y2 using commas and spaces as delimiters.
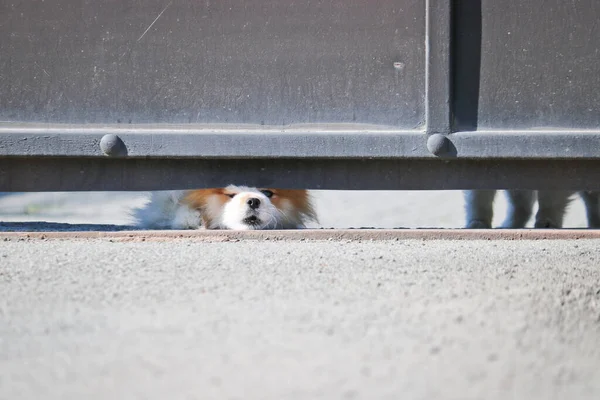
2, 229, 600, 241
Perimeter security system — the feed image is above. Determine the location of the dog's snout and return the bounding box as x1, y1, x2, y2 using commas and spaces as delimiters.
247, 197, 261, 210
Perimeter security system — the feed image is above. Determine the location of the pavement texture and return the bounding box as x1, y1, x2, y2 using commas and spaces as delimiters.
1, 238, 600, 400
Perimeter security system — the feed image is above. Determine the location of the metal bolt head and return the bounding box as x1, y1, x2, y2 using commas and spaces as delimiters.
427, 134, 451, 157
100, 134, 128, 156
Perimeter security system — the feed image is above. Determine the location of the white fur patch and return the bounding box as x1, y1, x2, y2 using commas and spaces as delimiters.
220, 189, 280, 230
133, 191, 201, 229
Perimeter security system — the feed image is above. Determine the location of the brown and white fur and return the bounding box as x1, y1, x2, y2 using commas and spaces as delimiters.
464, 190, 600, 229
134, 185, 317, 230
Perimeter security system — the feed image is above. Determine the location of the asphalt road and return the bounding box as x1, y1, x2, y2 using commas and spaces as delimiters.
1, 238, 600, 399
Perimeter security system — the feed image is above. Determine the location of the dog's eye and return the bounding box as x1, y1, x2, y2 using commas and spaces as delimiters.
225, 193, 236, 198
260, 190, 274, 198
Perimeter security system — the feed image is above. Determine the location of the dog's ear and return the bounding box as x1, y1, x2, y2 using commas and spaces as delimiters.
300, 195, 319, 224
275, 189, 319, 224
183, 190, 210, 210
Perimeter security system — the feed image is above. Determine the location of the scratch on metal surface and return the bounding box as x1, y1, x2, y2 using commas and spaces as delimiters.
33, 61, 51, 77
137, 1, 172, 42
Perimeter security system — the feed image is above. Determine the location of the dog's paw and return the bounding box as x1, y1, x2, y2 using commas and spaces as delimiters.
465, 220, 492, 229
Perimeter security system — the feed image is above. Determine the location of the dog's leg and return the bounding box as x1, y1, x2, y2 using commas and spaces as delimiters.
534, 191, 573, 228
579, 191, 600, 228
501, 190, 536, 228
464, 190, 496, 228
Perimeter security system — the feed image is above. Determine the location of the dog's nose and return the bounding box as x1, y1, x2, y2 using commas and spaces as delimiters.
247, 197, 261, 210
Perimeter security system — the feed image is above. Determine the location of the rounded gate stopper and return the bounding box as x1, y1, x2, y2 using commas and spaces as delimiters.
427, 134, 451, 157
100, 134, 128, 156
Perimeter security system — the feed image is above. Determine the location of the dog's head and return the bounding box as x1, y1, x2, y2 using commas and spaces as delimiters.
183, 185, 317, 230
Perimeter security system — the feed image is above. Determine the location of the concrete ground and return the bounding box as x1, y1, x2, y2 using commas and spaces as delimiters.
1, 237, 599, 400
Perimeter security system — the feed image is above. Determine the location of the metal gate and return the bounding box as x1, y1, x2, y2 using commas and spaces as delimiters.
1, 0, 600, 191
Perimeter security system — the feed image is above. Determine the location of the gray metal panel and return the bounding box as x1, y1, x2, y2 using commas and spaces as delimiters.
2, 0, 600, 194
3, 126, 600, 160
425, 0, 451, 134
0, 0, 425, 127
477, 0, 600, 129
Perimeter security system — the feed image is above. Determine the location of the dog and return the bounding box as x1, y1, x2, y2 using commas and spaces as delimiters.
134, 185, 318, 230
464, 190, 600, 229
